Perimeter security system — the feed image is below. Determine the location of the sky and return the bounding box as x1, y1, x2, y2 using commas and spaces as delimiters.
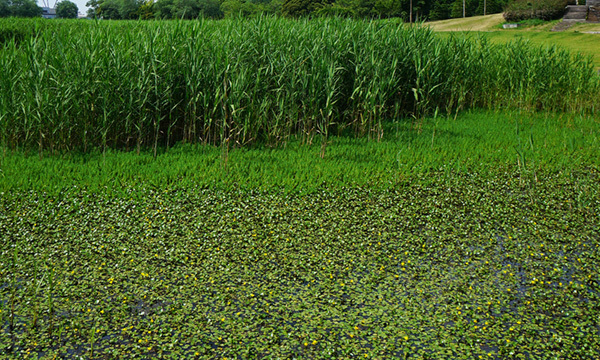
39, 0, 90, 14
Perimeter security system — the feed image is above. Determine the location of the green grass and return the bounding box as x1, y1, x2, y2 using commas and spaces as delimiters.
482, 31, 600, 70
1, 110, 599, 194
428, 14, 600, 70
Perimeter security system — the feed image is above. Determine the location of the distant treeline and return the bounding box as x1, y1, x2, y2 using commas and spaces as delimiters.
84, 0, 510, 20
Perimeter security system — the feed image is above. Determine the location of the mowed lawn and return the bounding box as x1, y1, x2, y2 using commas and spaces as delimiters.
426, 14, 600, 70
484, 31, 600, 70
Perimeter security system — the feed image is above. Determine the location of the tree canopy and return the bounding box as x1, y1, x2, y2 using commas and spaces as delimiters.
83, 0, 509, 20
56, 0, 79, 18
0, 0, 510, 21
0, 0, 42, 17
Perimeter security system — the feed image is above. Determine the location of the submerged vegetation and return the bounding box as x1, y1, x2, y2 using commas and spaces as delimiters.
1, 16, 599, 360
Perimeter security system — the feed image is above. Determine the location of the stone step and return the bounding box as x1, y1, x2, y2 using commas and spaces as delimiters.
563, 6, 588, 20
563, 14, 587, 19
566, 5, 588, 12
552, 21, 575, 31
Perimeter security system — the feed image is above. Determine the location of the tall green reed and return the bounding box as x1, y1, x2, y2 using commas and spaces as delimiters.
0, 17, 598, 153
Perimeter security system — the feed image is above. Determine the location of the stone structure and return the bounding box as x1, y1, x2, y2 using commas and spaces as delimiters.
589, 0, 600, 22
563, 5, 588, 21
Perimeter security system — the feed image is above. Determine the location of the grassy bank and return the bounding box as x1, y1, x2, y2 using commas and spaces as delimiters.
426, 14, 600, 70
1, 110, 599, 195
482, 31, 600, 70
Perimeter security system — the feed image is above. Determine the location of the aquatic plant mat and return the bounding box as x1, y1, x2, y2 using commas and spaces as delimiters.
1, 175, 599, 359
1, 111, 599, 358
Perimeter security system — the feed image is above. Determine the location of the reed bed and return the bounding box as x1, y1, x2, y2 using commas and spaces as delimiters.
0, 17, 598, 155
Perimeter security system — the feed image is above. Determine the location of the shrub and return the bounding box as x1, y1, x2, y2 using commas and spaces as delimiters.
503, 0, 568, 22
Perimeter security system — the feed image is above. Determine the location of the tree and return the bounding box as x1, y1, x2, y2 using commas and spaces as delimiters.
159, 0, 222, 19
56, 0, 79, 18
11, 0, 42, 17
451, 0, 477, 17
99, 0, 122, 18
119, 0, 141, 19
0, 0, 11, 17
282, 0, 327, 16
198, 0, 222, 18
475, 0, 506, 15
429, 0, 452, 20
154, 0, 175, 18
86, 0, 101, 17
171, 0, 201, 18
221, 0, 257, 17
137, 0, 154, 18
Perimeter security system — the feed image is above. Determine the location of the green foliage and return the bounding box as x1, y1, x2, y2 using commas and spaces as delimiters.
282, 0, 327, 16
504, 0, 568, 22
98, 0, 123, 18
429, 0, 452, 20
2, 179, 599, 358
220, 0, 269, 17
89, 0, 147, 19
56, 0, 79, 18
475, 0, 505, 15
85, 0, 101, 17
119, 0, 141, 19
0, 18, 27, 45
1, 110, 599, 357
1, 110, 599, 193
137, 0, 154, 19
517, 17, 551, 25
0, 17, 597, 156
0, 0, 41, 17
0, 0, 10, 17
153, 0, 174, 18
153, 0, 223, 19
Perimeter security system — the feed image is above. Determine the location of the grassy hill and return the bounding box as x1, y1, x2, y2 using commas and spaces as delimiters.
425, 14, 600, 70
